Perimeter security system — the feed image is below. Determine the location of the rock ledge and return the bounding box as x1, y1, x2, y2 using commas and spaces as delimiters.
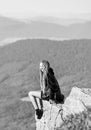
36, 86, 91, 130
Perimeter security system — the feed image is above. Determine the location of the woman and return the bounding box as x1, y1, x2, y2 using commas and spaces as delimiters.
28, 60, 64, 119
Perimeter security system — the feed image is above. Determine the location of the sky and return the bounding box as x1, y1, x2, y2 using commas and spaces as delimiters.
0, 0, 91, 19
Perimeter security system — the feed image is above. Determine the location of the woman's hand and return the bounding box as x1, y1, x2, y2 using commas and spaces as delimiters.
49, 99, 56, 104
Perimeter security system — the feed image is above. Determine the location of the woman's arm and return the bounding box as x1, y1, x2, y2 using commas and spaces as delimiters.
40, 70, 47, 94
42, 73, 47, 94
40, 70, 43, 89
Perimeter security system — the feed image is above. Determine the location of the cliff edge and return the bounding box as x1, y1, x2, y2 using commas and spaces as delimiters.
36, 86, 91, 130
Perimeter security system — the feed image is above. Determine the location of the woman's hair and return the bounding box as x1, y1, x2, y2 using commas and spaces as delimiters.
40, 60, 50, 72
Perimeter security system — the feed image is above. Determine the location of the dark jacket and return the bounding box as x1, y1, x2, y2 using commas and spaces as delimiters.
41, 68, 64, 103
47, 68, 60, 92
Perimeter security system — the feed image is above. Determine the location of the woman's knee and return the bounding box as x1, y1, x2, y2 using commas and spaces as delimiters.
28, 91, 41, 98
28, 91, 33, 98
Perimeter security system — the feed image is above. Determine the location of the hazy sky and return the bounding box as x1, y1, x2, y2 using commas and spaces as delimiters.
0, 0, 91, 19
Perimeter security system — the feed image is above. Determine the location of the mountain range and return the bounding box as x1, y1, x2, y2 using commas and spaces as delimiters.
0, 16, 91, 43
0, 14, 91, 130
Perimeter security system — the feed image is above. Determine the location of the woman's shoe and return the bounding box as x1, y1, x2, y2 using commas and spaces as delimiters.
35, 109, 43, 119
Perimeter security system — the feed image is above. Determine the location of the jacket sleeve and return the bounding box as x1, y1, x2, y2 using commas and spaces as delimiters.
47, 70, 60, 92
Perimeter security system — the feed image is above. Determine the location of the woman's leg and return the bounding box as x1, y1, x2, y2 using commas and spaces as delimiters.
28, 91, 43, 119
28, 91, 42, 110
36, 97, 43, 110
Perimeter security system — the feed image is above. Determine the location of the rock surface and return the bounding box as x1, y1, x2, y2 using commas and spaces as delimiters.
36, 86, 91, 130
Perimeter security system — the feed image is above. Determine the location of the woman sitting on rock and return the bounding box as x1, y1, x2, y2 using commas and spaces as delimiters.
28, 60, 64, 119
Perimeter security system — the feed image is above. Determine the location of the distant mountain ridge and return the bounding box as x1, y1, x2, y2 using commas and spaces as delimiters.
0, 16, 91, 42
29, 16, 88, 25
